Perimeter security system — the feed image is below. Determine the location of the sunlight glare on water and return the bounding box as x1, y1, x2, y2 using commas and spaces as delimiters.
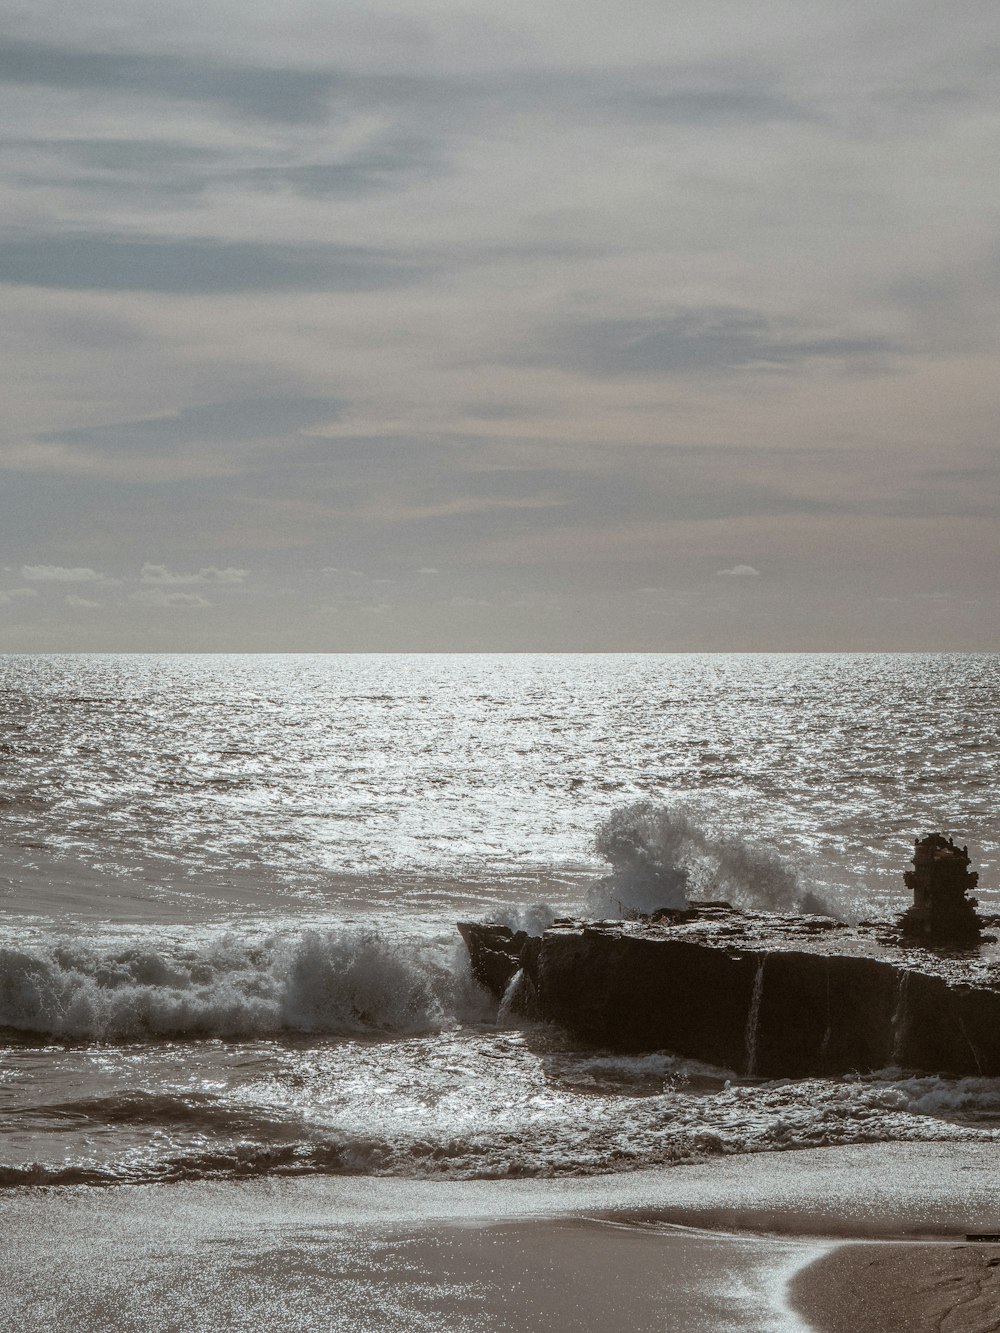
1, 653, 998, 925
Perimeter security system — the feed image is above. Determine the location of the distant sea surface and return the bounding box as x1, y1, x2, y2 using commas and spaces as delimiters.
2, 653, 999, 1188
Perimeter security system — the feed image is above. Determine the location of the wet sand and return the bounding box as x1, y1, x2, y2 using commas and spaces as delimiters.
791, 1241, 1000, 1333
2, 1143, 999, 1331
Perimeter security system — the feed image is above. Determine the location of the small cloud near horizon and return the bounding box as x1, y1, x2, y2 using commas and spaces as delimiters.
22, 564, 103, 582
0, 587, 38, 605
717, 564, 761, 578
140, 563, 249, 585
130, 588, 212, 608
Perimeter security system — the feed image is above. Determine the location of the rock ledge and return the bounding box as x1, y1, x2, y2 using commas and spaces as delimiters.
458, 903, 1000, 1078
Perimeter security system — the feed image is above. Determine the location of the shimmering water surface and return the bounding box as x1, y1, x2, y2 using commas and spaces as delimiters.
2, 653, 1000, 1186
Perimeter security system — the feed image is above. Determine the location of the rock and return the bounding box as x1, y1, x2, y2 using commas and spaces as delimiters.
458, 900, 1000, 1078
899, 832, 983, 944
457, 922, 523, 996
537, 906, 1000, 1077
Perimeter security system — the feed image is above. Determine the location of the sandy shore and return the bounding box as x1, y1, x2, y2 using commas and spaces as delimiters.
791, 1241, 1000, 1333
2, 1143, 999, 1331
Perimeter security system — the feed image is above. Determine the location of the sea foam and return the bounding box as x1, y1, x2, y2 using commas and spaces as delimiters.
0, 928, 481, 1041
589, 801, 819, 917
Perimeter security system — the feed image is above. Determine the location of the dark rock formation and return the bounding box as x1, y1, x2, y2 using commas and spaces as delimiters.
459, 901, 1000, 1078
899, 832, 982, 944
457, 922, 540, 996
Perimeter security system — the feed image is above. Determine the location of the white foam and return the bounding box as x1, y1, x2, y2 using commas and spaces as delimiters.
883, 1073, 1000, 1121
589, 801, 806, 917
0, 928, 481, 1041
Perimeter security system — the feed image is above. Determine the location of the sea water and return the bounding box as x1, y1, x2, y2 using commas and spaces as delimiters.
2, 652, 999, 1188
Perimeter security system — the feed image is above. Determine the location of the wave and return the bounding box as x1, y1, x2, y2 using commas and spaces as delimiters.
0, 928, 486, 1042
6, 1069, 1000, 1191
589, 802, 826, 917
16, 1090, 302, 1135
877, 1073, 1000, 1123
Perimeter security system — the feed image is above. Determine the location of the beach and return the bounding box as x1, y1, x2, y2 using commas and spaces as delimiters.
3, 1142, 999, 1331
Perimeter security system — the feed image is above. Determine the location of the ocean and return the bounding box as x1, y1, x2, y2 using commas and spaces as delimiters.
3, 652, 1000, 1192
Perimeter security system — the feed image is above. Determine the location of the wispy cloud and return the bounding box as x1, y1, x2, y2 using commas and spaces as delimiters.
0, 234, 432, 294
0, 587, 38, 605
22, 564, 103, 582
140, 564, 249, 585
130, 588, 211, 608
45, 398, 343, 453
0, 39, 337, 123
3, 133, 447, 203
528, 309, 898, 378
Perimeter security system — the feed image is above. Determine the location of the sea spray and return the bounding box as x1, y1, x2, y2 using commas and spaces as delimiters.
589, 804, 692, 916
589, 801, 811, 917
487, 902, 557, 937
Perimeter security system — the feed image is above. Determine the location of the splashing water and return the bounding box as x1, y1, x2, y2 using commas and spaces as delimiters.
589, 801, 811, 918
497, 968, 538, 1025
890, 970, 911, 1067
744, 956, 767, 1077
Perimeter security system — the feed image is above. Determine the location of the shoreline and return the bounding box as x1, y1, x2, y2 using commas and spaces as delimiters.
3, 1143, 1000, 1330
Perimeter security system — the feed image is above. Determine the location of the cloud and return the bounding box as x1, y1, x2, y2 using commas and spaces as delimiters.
14, 138, 221, 173
237, 135, 446, 199
0, 38, 822, 134
6, 133, 446, 203
0, 8, 994, 652
0, 39, 336, 124
130, 589, 211, 608
65, 593, 100, 608
0, 233, 431, 294
717, 564, 761, 577
601, 81, 815, 126
140, 563, 249, 585
0, 587, 38, 605
43, 397, 342, 455
530, 309, 897, 378
22, 564, 102, 582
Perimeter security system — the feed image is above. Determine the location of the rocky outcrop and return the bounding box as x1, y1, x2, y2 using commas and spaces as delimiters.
457, 922, 540, 997
899, 832, 983, 944
459, 903, 1000, 1078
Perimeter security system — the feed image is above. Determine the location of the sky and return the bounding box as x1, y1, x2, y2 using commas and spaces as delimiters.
1, 0, 998, 651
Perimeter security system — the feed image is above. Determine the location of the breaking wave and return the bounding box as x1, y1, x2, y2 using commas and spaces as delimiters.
0, 928, 484, 1042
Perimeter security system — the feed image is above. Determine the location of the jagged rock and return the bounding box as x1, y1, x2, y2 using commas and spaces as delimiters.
458, 901, 1000, 1078
899, 832, 982, 944
457, 923, 524, 995
458, 922, 543, 994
